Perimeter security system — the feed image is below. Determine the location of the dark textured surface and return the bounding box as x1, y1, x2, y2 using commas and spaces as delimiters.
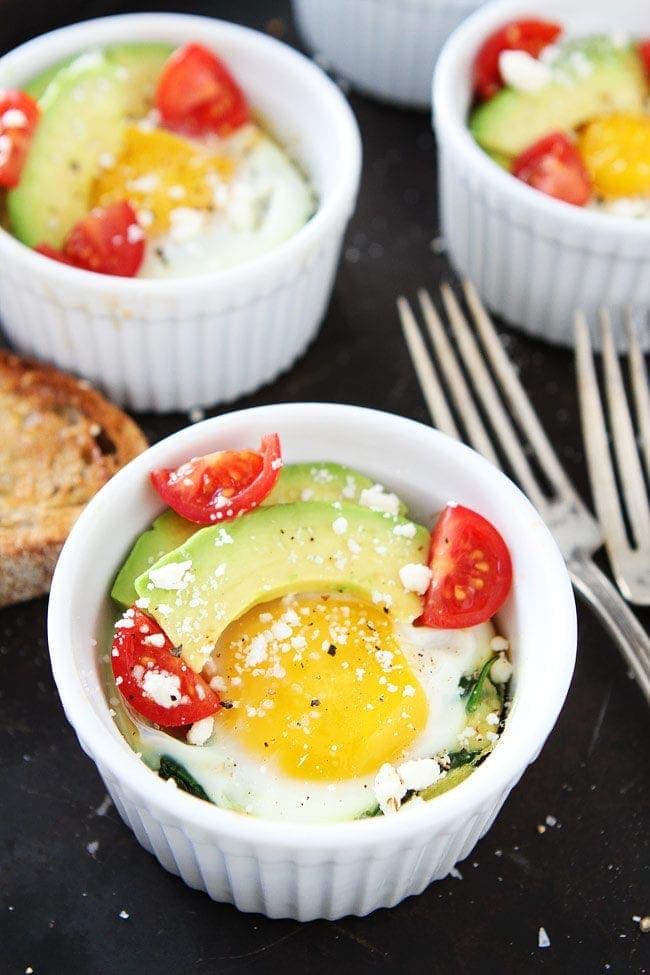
1, 3, 649, 974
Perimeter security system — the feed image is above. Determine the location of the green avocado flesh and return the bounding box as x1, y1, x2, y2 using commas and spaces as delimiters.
265, 461, 378, 507
470, 38, 647, 158
111, 462, 407, 608
111, 509, 197, 608
135, 500, 430, 673
8, 42, 173, 248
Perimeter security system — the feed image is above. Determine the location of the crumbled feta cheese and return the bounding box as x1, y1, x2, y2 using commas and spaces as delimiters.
137, 208, 154, 228
119, 910, 130, 920
397, 759, 441, 791
149, 560, 192, 591
399, 563, 432, 594
187, 715, 214, 746
271, 621, 292, 640
490, 655, 513, 684
347, 538, 361, 555
375, 649, 394, 671
128, 173, 160, 193
214, 528, 234, 546
1, 108, 28, 128
499, 50, 552, 92
490, 635, 509, 652
332, 516, 348, 535
141, 670, 182, 708
245, 633, 269, 667
371, 590, 392, 608
126, 223, 145, 244
359, 484, 401, 516
393, 522, 416, 538
134, 597, 150, 609
538, 927, 551, 949
373, 763, 407, 815
209, 675, 228, 693
143, 633, 165, 648
486, 711, 500, 726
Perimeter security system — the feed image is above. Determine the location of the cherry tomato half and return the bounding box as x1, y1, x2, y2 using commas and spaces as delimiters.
63, 201, 145, 276
419, 505, 512, 629
473, 19, 562, 100
511, 131, 592, 207
35, 201, 145, 276
155, 43, 250, 138
0, 90, 40, 188
111, 607, 221, 726
150, 433, 282, 525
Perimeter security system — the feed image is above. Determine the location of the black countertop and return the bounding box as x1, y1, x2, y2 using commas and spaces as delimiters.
2, 3, 649, 973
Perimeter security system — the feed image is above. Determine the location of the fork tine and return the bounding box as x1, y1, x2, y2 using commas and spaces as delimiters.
417, 289, 500, 468
600, 310, 650, 547
396, 295, 460, 440
574, 312, 628, 557
440, 283, 547, 511
462, 279, 578, 502
627, 312, 650, 480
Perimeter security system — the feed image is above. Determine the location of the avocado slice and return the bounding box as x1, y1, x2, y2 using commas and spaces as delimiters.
111, 462, 409, 608
263, 461, 407, 513
25, 44, 173, 107
8, 42, 173, 248
111, 509, 197, 609
135, 501, 430, 672
470, 37, 647, 158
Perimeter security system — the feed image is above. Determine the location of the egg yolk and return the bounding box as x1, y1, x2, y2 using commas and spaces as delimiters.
212, 594, 428, 781
90, 126, 234, 234
578, 113, 650, 198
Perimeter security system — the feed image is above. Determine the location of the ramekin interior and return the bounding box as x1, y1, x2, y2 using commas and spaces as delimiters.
434, 0, 650, 242
48, 403, 576, 850
0, 12, 362, 292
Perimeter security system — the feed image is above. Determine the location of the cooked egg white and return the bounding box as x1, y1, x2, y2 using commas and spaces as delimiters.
128, 593, 495, 822
91, 121, 314, 277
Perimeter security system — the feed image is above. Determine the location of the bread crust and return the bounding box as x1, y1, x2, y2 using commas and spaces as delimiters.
0, 351, 147, 607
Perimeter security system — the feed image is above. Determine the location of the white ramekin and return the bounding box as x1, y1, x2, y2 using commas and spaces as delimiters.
0, 15, 361, 411
292, 0, 487, 109
434, 0, 650, 350
48, 403, 576, 921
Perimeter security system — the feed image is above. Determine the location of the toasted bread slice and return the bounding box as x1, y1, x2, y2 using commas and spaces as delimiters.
0, 352, 147, 608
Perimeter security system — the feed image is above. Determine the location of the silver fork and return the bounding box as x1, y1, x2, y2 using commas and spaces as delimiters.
398, 280, 650, 703
575, 311, 650, 605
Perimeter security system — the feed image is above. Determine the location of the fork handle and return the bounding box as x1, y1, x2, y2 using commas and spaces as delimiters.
568, 555, 650, 703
